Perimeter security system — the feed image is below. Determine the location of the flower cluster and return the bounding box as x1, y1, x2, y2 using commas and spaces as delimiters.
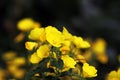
1, 51, 26, 79
18, 18, 98, 80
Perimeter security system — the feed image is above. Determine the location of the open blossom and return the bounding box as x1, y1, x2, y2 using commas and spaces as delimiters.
29, 28, 46, 41
61, 55, 76, 71
82, 63, 97, 78
45, 26, 65, 47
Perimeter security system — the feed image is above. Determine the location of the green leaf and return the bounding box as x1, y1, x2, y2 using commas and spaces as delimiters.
57, 59, 64, 69
50, 58, 64, 70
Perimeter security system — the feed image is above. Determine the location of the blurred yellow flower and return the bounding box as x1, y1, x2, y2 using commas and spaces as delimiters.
29, 52, 42, 64
45, 26, 65, 47
29, 28, 46, 41
82, 63, 97, 78
2, 51, 17, 61
13, 69, 26, 79
25, 41, 38, 51
61, 55, 76, 71
0, 69, 6, 80
17, 18, 34, 31
73, 36, 90, 48
14, 32, 25, 43
106, 68, 120, 80
7, 65, 26, 79
96, 54, 108, 64
12, 57, 26, 66
92, 38, 106, 54
37, 45, 50, 59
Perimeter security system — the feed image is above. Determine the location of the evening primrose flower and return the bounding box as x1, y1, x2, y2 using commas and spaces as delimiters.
45, 26, 65, 47
82, 63, 97, 78
37, 45, 50, 59
73, 36, 90, 48
17, 18, 35, 31
29, 52, 42, 64
25, 41, 38, 50
92, 38, 106, 54
61, 55, 76, 71
106, 68, 120, 80
29, 28, 46, 41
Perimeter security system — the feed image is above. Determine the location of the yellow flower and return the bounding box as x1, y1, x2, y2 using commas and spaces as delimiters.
12, 57, 26, 66
0, 69, 6, 80
25, 41, 38, 50
92, 38, 106, 54
17, 18, 34, 31
7, 65, 26, 79
37, 45, 50, 59
82, 63, 97, 78
29, 52, 42, 64
106, 68, 120, 80
45, 26, 65, 47
96, 53, 108, 64
12, 69, 26, 79
29, 28, 46, 41
73, 36, 90, 48
61, 55, 76, 71
2, 51, 17, 61
14, 32, 25, 43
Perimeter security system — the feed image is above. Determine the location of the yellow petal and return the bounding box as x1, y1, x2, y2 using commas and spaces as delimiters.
37, 45, 50, 59
29, 52, 41, 64
25, 41, 38, 50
